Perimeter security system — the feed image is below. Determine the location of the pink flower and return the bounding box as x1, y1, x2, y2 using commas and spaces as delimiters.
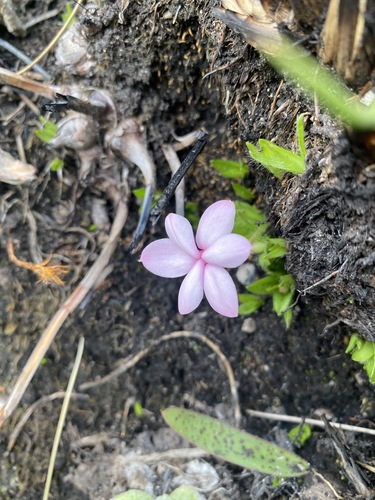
140, 200, 251, 317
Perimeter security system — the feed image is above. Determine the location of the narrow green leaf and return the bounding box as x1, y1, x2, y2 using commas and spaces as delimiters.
345, 334, 362, 354
273, 289, 295, 317
162, 408, 309, 477
296, 114, 306, 159
211, 159, 248, 179
238, 294, 265, 314
247, 276, 280, 294
258, 140, 305, 175
49, 158, 64, 172
365, 359, 375, 384
283, 307, 293, 329
247, 142, 284, 178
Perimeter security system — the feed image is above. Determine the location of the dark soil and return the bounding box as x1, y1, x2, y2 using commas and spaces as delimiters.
0, 1, 374, 499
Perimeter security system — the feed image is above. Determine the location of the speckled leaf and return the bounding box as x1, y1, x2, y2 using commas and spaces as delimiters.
162, 408, 309, 477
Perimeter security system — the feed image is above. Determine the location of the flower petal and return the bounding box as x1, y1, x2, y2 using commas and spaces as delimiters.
178, 259, 205, 314
165, 213, 200, 258
202, 234, 251, 268
196, 200, 235, 249
140, 239, 195, 277
203, 265, 238, 317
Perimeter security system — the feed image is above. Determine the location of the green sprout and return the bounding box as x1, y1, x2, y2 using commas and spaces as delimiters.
246, 113, 306, 179
210, 159, 248, 179
346, 334, 375, 384
288, 424, 312, 448
61, 3, 76, 29
162, 408, 309, 477
49, 158, 64, 172
133, 401, 143, 418
35, 116, 58, 143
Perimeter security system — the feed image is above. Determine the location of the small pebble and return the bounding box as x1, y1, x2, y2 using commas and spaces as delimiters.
241, 317, 257, 334
236, 263, 257, 286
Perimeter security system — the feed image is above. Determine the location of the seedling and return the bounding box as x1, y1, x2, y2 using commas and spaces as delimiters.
288, 424, 312, 448
246, 114, 306, 179
346, 334, 375, 384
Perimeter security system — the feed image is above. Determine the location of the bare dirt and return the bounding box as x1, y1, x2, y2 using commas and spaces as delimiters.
0, 1, 374, 499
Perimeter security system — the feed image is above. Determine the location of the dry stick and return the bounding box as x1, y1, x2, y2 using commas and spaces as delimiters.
80, 330, 241, 427
43, 337, 85, 500
161, 130, 202, 218
246, 409, 375, 436
0, 197, 128, 427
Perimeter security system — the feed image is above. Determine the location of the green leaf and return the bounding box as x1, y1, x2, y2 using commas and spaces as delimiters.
35, 117, 58, 143
133, 401, 143, 418
350, 340, 375, 363
288, 424, 312, 448
162, 408, 309, 477
365, 359, 375, 384
49, 158, 64, 172
273, 289, 294, 317
247, 140, 305, 178
238, 294, 265, 314
283, 307, 293, 329
345, 334, 375, 383
233, 201, 268, 240
247, 275, 280, 294
234, 200, 267, 224
232, 183, 255, 201
211, 159, 248, 179
111, 490, 154, 500
296, 114, 306, 159
247, 141, 284, 178
345, 333, 362, 354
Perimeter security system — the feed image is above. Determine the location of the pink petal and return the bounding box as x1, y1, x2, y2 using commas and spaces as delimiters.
178, 260, 205, 314
196, 200, 235, 250
140, 239, 195, 277
202, 234, 251, 268
203, 265, 238, 317
165, 213, 200, 258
